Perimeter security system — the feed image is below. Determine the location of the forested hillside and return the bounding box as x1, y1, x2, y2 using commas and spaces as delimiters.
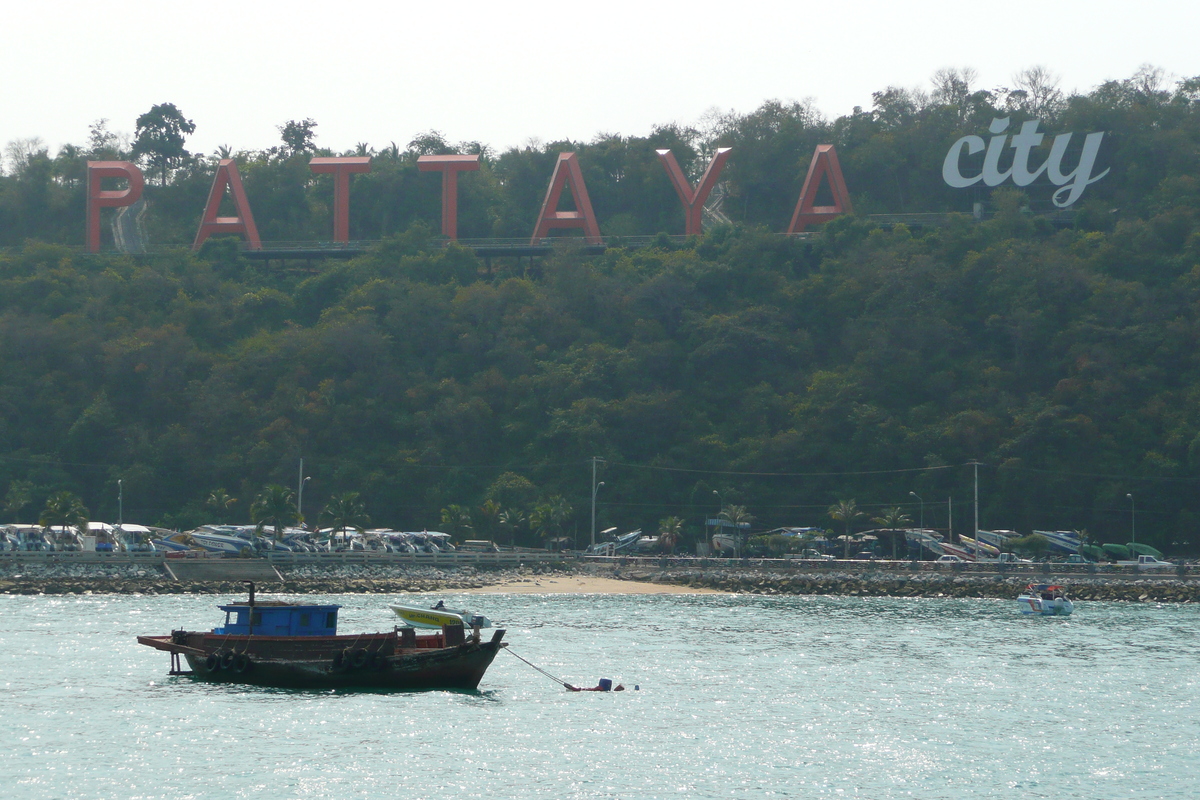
1, 67, 1199, 553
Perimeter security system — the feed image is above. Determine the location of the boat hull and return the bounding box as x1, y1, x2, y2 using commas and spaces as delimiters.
1016, 596, 1074, 616
391, 605, 492, 630
138, 629, 505, 690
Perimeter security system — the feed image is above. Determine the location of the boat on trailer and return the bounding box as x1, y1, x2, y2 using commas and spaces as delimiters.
138, 583, 506, 690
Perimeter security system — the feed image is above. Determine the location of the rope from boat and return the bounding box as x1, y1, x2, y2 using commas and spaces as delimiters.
504, 648, 571, 688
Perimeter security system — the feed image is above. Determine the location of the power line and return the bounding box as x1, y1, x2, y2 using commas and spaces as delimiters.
609, 461, 958, 478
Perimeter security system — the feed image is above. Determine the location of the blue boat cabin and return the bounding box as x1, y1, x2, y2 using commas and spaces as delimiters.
214, 602, 340, 636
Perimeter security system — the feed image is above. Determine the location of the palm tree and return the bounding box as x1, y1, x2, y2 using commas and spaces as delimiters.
250, 484, 300, 541
871, 506, 913, 560
828, 499, 865, 559
440, 504, 474, 542
39, 491, 90, 540
529, 502, 552, 542
718, 504, 755, 556
530, 495, 573, 548
658, 516, 684, 554
477, 499, 501, 543
548, 495, 573, 537
4, 480, 33, 523
498, 508, 526, 548
320, 492, 370, 547
205, 488, 237, 523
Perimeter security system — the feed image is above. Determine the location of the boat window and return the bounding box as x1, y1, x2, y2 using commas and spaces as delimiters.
251, 611, 262, 625
326, 611, 337, 628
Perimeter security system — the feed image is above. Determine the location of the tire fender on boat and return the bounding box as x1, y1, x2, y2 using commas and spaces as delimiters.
233, 653, 253, 673
219, 651, 236, 670
204, 653, 219, 672
351, 648, 370, 669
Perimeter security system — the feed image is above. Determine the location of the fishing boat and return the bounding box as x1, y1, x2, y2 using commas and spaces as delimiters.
1017, 584, 1074, 616
138, 584, 506, 690
391, 603, 493, 630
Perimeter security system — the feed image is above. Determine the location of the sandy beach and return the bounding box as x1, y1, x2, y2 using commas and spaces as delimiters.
460, 575, 725, 595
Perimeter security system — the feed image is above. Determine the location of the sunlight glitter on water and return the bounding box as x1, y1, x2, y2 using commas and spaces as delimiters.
2, 592, 1199, 799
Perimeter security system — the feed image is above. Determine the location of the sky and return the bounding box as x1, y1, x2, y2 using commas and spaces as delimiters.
3, 0, 1197, 165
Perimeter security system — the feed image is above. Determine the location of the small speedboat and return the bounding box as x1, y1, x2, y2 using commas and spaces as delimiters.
391, 603, 493, 630
1017, 584, 1074, 616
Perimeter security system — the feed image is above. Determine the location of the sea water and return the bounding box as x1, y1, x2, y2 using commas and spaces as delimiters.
1, 591, 1197, 799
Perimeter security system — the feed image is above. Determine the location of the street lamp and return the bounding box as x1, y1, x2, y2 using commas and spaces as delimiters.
117, 480, 123, 527
1126, 493, 1135, 546
590, 481, 605, 547
298, 475, 311, 528
909, 491, 923, 529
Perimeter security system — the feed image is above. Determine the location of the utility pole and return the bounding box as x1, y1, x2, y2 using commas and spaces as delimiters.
118, 479, 123, 527
590, 456, 605, 547
971, 461, 980, 549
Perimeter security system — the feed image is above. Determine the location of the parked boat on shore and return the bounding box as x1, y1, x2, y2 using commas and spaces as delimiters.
959, 534, 999, 558
1032, 530, 1083, 555
138, 584, 506, 690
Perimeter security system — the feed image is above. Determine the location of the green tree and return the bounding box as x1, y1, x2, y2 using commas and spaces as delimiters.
132, 103, 195, 185
4, 480, 34, 523
205, 488, 237, 524
498, 508, 526, 548
250, 484, 300, 541
278, 118, 317, 156
530, 495, 573, 546
39, 491, 89, 534
477, 498, 501, 542
440, 504, 474, 542
871, 506, 913, 559
320, 491, 370, 546
658, 515, 684, 554
829, 500, 865, 559
718, 504, 755, 556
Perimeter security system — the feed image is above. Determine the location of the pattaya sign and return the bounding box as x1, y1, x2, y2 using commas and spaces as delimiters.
942, 117, 1109, 207
83, 145, 854, 252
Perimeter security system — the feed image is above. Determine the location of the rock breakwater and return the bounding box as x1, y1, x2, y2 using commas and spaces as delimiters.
0, 561, 569, 596
626, 567, 1200, 603
3, 558, 1199, 602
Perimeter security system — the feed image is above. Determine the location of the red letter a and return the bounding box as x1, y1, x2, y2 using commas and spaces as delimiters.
531, 153, 601, 244
787, 145, 853, 233
193, 159, 261, 250
656, 148, 731, 236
